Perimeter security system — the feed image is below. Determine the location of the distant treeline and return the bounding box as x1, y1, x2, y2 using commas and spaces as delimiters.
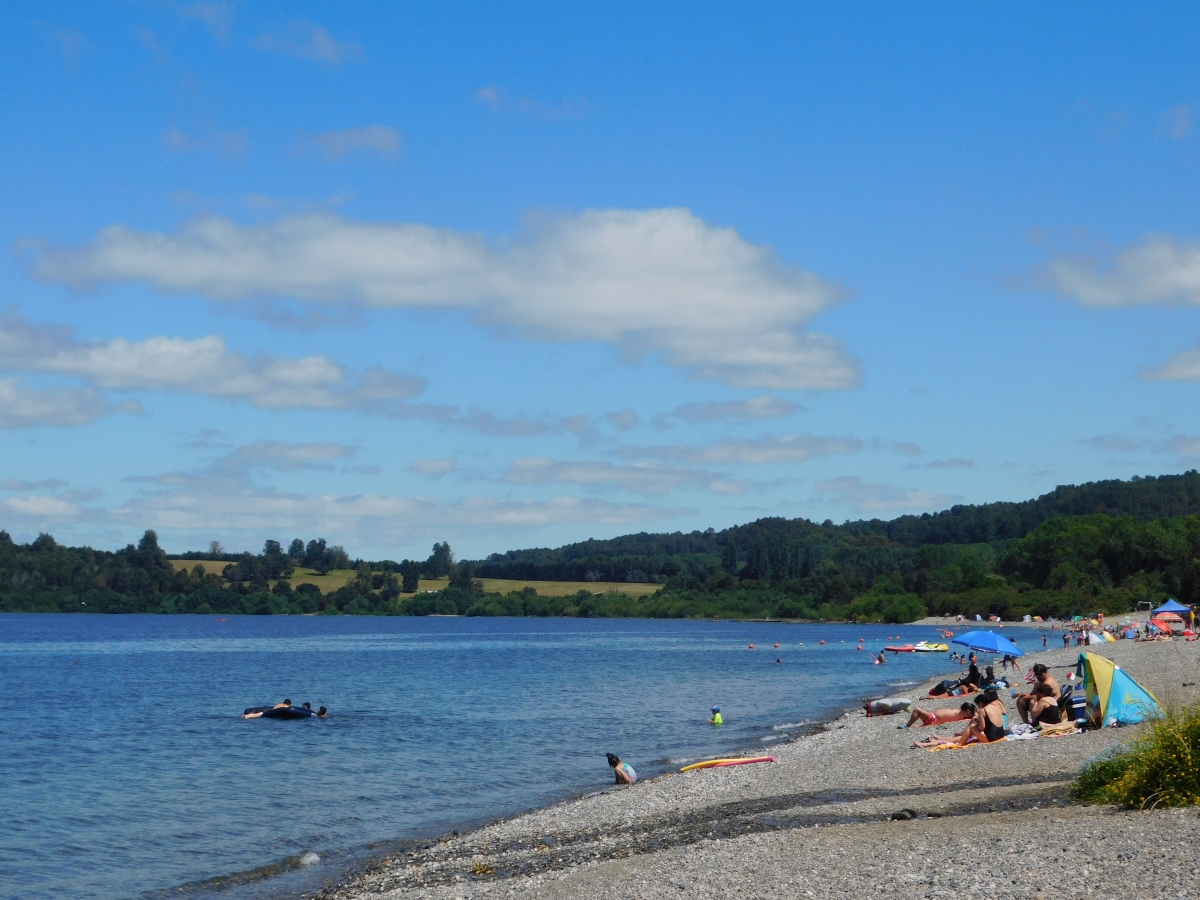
4, 472, 1200, 621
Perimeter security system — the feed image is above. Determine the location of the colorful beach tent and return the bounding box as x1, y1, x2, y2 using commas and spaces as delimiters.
1153, 599, 1191, 614
1075, 652, 1162, 726
951, 630, 1024, 656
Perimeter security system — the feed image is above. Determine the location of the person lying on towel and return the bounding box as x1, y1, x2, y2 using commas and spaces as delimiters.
903, 702, 976, 729
914, 689, 1005, 748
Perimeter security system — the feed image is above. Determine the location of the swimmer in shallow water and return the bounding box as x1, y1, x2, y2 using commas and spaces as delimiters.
317, 706, 328, 717
606, 752, 637, 784
708, 706, 723, 725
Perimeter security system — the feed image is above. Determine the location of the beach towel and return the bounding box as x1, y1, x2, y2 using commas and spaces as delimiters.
923, 738, 1005, 752
1036, 721, 1080, 737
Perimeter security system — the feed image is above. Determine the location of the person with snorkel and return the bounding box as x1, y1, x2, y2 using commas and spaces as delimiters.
708, 706, 723, 725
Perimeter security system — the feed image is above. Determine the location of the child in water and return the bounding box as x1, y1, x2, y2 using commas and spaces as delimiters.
709, 706, 723, 725
606, 753, 637, 784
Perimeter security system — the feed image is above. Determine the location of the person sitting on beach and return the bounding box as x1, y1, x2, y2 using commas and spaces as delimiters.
1028, 683, 1063, 727
1016, 664, 1061, 724
317, 706, 328, 717
964, 661, 981, 687
903, 702, 976, 728
606, 753, 637, 785
708, 707, 723, 725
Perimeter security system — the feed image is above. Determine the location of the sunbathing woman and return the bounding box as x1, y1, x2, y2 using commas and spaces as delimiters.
904, 702, 977, 728
914, 690, 1005, 748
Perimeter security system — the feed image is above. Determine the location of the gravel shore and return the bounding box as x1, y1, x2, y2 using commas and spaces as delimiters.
313, 638, 1200, 900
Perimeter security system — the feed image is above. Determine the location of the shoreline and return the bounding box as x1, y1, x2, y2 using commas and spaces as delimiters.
309, 637, 1200, 899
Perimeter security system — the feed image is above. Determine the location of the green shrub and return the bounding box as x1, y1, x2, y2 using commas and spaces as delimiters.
1071, 704, 1200, 808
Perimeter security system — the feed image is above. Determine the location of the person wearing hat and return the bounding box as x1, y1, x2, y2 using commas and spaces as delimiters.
708, 706, 723, 725
606, 753, 637, 785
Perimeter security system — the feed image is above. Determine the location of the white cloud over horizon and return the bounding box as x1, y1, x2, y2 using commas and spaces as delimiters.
252, 19, 363, 64
1044, 233, 1200, 307
815, 476, 958, 514
622, 433, 862, 466
309, 126, 402, 160
0, 310, 423, 416
23, 208, 858, 390
503, 457, 745, 496
0, 377, 139, 428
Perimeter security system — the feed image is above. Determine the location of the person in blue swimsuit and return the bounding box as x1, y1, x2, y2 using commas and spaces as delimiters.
606, 753, 637, 784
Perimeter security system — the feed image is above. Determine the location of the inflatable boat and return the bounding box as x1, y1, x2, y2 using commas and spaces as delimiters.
244, 705, 316, 719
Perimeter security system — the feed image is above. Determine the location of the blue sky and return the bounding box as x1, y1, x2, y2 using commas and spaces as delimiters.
5, 3, 1200, 560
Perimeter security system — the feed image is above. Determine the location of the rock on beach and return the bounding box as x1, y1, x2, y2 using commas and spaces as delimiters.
313, 638, 1200, 900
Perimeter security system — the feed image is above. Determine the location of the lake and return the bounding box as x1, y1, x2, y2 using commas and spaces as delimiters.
0, 614, 974, 899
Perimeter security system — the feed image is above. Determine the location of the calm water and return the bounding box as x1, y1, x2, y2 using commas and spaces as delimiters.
0, 615, 968, 900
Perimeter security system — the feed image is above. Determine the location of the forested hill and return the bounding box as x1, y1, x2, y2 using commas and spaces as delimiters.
476, 471, 1200, 582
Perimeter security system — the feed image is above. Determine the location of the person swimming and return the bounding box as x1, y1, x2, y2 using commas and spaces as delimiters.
709, 706, 723, 725
317, 706, 328, 717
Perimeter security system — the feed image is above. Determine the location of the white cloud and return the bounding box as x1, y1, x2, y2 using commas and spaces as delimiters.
1043, 234, 1200, 307
4, 495, 80, 517
0, 310, 423, 413
0, 377, 137, 428
1143, 343, 1200, 382
606, 410, 639, 430
3, 476, 68, 491
908, 457, 976, 469
475, 85, 586, 120
55, 29, 91, 67
411, 457, 458, 477
163, 127, 248, 158
24, 208, 856, 390
116, 486, 679, 543
503, 457, 744, 496
1164, 435, 1200, 455
655, 396, 803, 428
178, 2, 233, 41
217, 440, 356, 473
1081, 435, 1147, 452
624, 433, 861, 466
815, 476, 957, 514
870, 437, 923, 456
253, 20, 363, 64
311, 126, 402, 160
1158, 104, 1193, 140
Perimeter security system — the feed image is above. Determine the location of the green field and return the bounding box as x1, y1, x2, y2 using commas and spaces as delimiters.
167, 561, 660, 598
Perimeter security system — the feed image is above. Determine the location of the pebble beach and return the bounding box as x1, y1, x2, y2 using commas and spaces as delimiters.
313, 636, 1200, 900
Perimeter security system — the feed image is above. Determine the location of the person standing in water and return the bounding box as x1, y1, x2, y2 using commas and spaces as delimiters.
708, 706, 723, 725
606, 753, 637, 784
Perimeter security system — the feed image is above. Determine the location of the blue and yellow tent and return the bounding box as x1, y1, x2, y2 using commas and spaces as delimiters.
1075, 652, 1162, 726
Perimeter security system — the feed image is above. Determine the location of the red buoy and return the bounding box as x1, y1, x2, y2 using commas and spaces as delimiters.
773, 643, 779, 648
748, 644, 755, 649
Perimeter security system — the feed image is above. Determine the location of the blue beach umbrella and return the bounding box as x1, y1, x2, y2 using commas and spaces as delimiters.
951, 630, 1025, 657
1152, 599, 1191, 614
